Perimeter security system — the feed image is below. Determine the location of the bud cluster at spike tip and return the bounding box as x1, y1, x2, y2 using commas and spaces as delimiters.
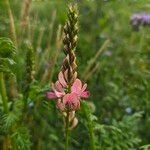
62, 4, 79, 85
130, 13, 150, 30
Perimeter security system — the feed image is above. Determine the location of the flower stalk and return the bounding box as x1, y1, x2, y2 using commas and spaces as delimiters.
0, 72, 11, 150
46, 4, 90, 149
0, 72, 9, 114
4, 0, 18, 99
23, 44, 35, 115
65, 110, 70, 150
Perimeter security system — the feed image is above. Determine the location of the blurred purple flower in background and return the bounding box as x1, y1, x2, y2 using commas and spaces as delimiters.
130, 13, 150, 30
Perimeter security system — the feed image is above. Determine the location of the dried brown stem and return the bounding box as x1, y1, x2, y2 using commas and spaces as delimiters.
20, 0, 32, 29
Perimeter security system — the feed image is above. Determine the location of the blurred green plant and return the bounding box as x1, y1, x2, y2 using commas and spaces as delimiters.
0, 37, 16, 73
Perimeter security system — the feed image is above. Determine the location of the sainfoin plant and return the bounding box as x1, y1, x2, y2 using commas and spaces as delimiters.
46, 4, 90, 149
0, 1, 150, 149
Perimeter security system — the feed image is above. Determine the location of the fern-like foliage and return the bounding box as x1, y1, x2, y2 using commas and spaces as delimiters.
11, 126, 31, 150
100, 112, 143, 150
0, 112, 19, 133
0, 37, 16, 57
80, 101, 142, 150
0, 97, 32, 150
0, 37, 16, 73
140, 144, 150, 150
0, 99, 22, 132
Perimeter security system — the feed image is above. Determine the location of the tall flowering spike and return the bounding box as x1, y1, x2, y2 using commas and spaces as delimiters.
24, 44, 35, 100
46, 4, 90, 136
62, 4, 79, 85
25, 45, 35, 84
46, 3, 90, 113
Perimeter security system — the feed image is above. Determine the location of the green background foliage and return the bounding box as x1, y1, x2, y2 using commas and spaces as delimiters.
0, 0, 150, 149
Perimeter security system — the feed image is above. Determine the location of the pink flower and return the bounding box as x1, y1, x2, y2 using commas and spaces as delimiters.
57, 93, 80, 111
46, 92, 58, 99
71, 79, 90, 99
46, 72, 90, 111
63, 93, 80, 111
46, 72, 67, 99
58, 71, 67, 88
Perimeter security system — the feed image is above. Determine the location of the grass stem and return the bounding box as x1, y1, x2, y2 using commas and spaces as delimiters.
0, 72, 11, 150
0, 72, 9, 113
4, 0, 17, 46
83, 102, 96, 150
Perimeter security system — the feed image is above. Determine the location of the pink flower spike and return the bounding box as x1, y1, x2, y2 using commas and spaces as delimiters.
58, 72, 67, 87
46, 92, 57, 99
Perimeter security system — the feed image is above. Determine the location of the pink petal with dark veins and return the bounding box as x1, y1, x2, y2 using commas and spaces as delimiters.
71, 79, 82, 94
54, 90, 65, 98
81, 83, 87, 93
55, 81, 63, 92
63, 93, 80, 111
81, 91, 90, 98
58, 71, 67, 87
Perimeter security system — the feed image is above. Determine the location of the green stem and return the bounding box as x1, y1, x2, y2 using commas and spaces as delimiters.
65, 111, 70, 150
83, 103, 95, 150
0, 72, 9, 113
140, 27, 145, 51
0, 72, 10, 150
89, 123, 95, 150
4, 0, 18, 99
3, 135, 10, 150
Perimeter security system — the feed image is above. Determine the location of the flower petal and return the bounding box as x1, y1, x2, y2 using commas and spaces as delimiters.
63, 93, 78, 103
81, 83, 87, 93
69, 111, 75, 122
54, 90, 65, 98
46, 92, 57, 99
55, 81, 63, 92
64, 69, 68, 82
71, 79, 82, 94
81, 91, 90, 98
63, 93, 80, 111
58, 71, 67, 87
70, 117, 78, 130
57, 99, 65, 111
52, 82, 65, 98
